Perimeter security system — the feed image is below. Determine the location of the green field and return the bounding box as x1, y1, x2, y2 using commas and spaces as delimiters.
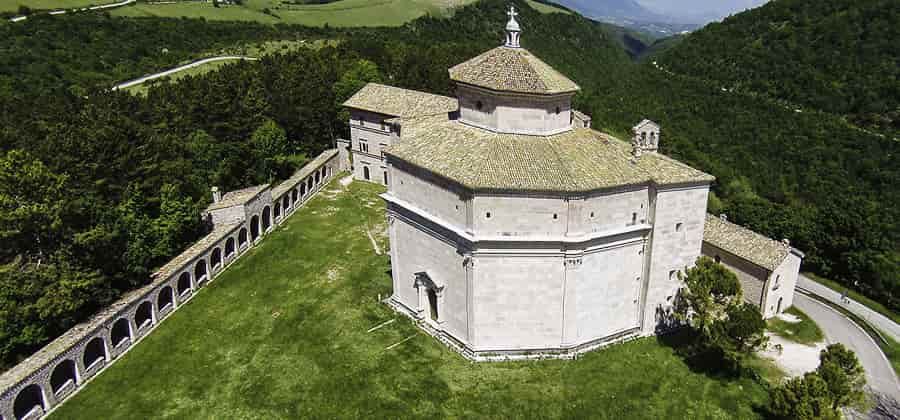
524, 0, 568, 14
123, 58, 243, 95
111, 0, 478, 26
51, 178, 772, 419
0, 0, 99, 12
767, 307, 825, 345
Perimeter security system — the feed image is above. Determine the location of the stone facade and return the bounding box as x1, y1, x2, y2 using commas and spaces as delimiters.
0, 150, 341, 420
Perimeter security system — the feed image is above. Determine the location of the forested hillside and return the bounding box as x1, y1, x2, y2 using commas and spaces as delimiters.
657, 0, 899, 136
0, 0, 896, 370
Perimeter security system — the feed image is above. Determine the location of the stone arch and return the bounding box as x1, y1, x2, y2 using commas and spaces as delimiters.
238, 228, 248, 248
194, 259, 208, 284
225, 238, 236, 258
50, 359, 77, 395
300, 183, 306, 197
177, 272, 191, 295
262, 206, 271, 232
135, 301, 153, 329
250, 215, 260, 241
307, 177, 313, 191
211, 247, 222, 269
292, 189, 299, 203
157, 286, 174, 310
274, 202, 281, 220
13, 384, 44, 420
283, 194, 290, 210
315, 171, 321, 184
82, 337, 106, 369
111, 318, 131, 347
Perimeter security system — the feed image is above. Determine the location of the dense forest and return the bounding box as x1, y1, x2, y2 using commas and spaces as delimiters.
0, 0, 896, 369
657, 0, 899, 136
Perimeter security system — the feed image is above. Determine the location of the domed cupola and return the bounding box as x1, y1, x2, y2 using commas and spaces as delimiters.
448, 6, 580, 136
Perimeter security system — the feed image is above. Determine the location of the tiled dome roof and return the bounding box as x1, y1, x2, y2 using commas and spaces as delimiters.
448, 46, 580, 95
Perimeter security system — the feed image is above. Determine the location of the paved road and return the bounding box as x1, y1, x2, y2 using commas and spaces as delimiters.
794, 292, 900, 402
8, 0, 135, 22
798, 275, 900, 342
112, 56, 258, 91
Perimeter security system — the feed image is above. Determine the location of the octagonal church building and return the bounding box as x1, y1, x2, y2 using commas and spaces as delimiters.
342, 8, 750, 359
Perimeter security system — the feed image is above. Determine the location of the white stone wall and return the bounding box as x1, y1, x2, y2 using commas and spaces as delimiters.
472, 194, 568, 237
583, 188, 650, 234
642, 184, 709, 335
390, 163, 468, 230
349, 110, 393, 185
576, 240, 645, 343
457, 85, 574, 136
762, 253, 801, 318
389, 211, 469, 344
471, 253, 565, 350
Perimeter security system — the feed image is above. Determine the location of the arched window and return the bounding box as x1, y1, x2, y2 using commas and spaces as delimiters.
50, 360, 77, 395
157, 286, 174, 310
194, 260, 208, 284
238, 228, 248, 247
177, 272, 191, 295
13, 384, 44, 420
250, 215, 260, 241
135, 301, 153, 329
262, 207, 271, 232
111, 318, 130, 347
211, 247, 222, 269
82, 337, 106, 369
225, 238, 236, 257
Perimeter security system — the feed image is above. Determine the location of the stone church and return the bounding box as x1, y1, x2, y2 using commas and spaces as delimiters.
341, 7, 801, 359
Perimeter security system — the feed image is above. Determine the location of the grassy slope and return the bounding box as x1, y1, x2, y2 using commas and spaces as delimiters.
111, 0, 478, 26
0, 0, 98, 12
51, 179, 770, 419
804, 272, 900, 325
122, 58, 243, 96
524, 0, 569, 14
767, 307, 825, 345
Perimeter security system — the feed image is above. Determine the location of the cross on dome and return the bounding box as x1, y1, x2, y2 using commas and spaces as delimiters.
505, 5, 521, 48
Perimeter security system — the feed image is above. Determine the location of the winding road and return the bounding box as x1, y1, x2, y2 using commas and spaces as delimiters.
793, 292, 900, 403
111, 56, 258, 91
798, 275, 900, 342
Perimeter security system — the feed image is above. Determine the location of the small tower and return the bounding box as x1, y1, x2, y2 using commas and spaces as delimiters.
632, 119, 660, 153
505, 5, 521, 48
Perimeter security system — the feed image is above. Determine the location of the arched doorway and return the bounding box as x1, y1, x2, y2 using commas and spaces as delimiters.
211, 247, 222, 270
135, 301, 153, 329
177, 272, 191, 295
274, 202, 281, 220
283, 194, 290, 210
292, 189, 299, 203
13, 384, 44, 420
315, 171, 321, 184
250, 215, 260, 241
262, 206, 271, 232
82, 337, 106, 369
238, 228, 248, 248
157, 286, 174, 310
111, 318, 131, 347
225, 238, 236, 258
307, 177, 313, 191
300, 184, 306, 197
50, 360, 77, 395
194, 259, 208, 284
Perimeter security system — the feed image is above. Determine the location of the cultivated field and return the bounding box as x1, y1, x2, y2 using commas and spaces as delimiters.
51, 177, 772, 419
111, 0, 479, 27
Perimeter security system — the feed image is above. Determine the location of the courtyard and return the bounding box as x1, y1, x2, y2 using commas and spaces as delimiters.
51, 178, 772, 419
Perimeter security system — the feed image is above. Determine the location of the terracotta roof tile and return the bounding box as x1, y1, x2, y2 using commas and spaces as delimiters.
449, 47, 580, 94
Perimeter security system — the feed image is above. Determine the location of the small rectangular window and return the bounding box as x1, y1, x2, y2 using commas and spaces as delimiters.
676, 222, 683, 232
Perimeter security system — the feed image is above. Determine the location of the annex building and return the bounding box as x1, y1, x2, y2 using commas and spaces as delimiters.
341, 7, 802, 359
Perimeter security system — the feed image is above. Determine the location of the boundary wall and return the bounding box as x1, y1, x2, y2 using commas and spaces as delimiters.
0, 149, 341, 420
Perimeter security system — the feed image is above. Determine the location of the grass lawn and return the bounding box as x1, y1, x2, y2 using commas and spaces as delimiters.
767, 306, 825, 345
0, 0, 99, 12
123, 58, 244, 95
51, 178, 772, 419
111, 0, 478, 27
804, 272, 900, 325
524, 0, 569, 14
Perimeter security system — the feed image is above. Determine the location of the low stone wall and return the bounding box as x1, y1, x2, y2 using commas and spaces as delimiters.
0, 149, 342, 420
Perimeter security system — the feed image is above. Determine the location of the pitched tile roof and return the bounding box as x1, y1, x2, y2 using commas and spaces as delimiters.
342, 83, 458, 118
703, 214, 791, 271
449, 46, 580, 95
385, 119, 713, 193
204, 184, 268, 212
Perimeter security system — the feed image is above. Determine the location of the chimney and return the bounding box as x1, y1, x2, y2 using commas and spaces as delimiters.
211, 186, 221, 203
719, 213, 727, 222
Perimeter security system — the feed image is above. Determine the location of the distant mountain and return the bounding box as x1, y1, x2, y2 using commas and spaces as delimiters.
549, 0, 701, 37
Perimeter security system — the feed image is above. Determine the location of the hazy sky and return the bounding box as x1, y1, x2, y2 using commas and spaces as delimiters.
637, 0, 768, 21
